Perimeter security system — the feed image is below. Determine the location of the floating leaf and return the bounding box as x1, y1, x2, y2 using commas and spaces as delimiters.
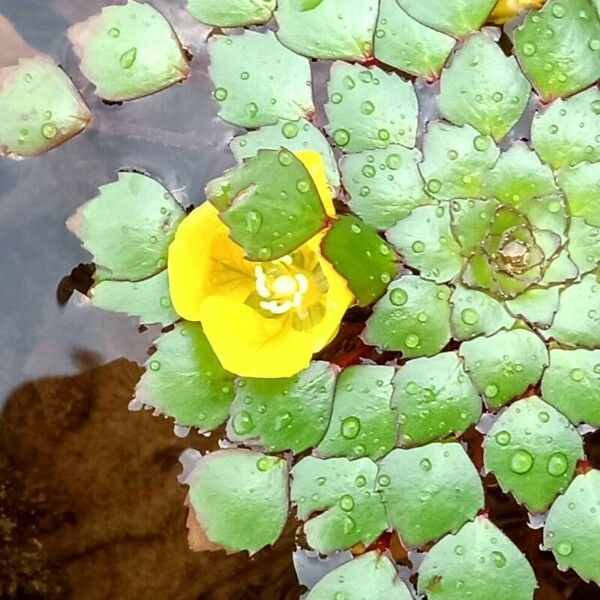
374, 0, 455, 80
275, 0, 378, 60
306, 551, 412, 600
449, 198, 500, 255
91, 270, 177, 326
514, 0, 600, 101
392, 352, 482, 445
419, 122, 499, 200
68, 0, 189, 102
206, 149, 327, 261
544, 470, 600, 584
531, 88, 600, 169
482, 142, 558, 203
208, 30, 313, 128
135, 322, 235, 429
364, 275, 452, 357
568, 217, 600, 275
316, 365, 396, 460
341, 146, 431, 230
291, 456, 387, 553
187, 449, 288, 553
545, 274, 600, 347
325, 62, 418, 153
186, 0, 275, 26
67, 172, 184, 281
395, 0, 497, 37
378, 443, 484, 546
227, 361, 337, 453
320, 215, 397, 306
505, 287, 561, 328
484, 396, 584, 511
437, 34, 531, 141
459, 328, 548, 408
418, 516, 537, 600
450, 284, 515, 340
230, 118, 340, 194
557, 162, 600, 227
541, 348, 600, 426
386, 204, 463, 283
0, 57, 90, 158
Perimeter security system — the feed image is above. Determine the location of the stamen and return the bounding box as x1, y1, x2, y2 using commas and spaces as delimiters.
254, 265, 270, 298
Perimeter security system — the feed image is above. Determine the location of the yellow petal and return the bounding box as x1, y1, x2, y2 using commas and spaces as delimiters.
295, 149, 336, 218
488, 0, 546, 25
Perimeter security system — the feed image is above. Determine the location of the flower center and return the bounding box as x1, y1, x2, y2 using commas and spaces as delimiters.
500, 239, 529, 271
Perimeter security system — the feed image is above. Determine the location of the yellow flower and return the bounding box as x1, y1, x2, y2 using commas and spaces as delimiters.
488, 0, 546, 24
167, 150, 354, 378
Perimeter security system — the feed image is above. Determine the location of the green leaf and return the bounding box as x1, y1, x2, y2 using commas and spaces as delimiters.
90, 270, 177, 326
291, 456, 387, 553
386, 204, 463, 283
341, 146, 430, 230
392, 353, 482, 446
514, 0, 600, 101
418, 516, 537, 600
567, 217, 600, 275
364, 275, 452, 357
68, 0, 189, 102
516, 194, 567, 238
227, 361, 336, 453
420, 122, 499, 200
186, 0, 275, 26
206, 149, 327, 261
315, 365, 396, 461
374, 0, 455, 80
135, 322, 235, 429
545, 274, 600, 347
505, 287, 561, 328
325, 62, 418, 153
437, 34, 531, 141
482, 142, 559, 203
450, 284, 515, 340
275, 0, 378, 60
544, 470, 600, 584
230, 118, 340, 194
307, 551, 412, 600
541, 348, 600, 425
484, 396, 583, 512
66, 172, 185, 281
558, 162, 600, 227
459, 329, 548, 408
187, 449, 288, 553
208, 30, 313, 128
320, 215, 397, 307
449, 198, 500, 255
395, 0, 497, 37
531, 87, 600, 169
378, 443, 484, 547
0, 57, 91, 158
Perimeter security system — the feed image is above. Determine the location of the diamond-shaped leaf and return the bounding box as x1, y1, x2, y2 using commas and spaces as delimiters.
392, 352, 482, 445
557, 161, 600, 227
568, 217, 600, 275
505, 286, 561, 328
227, 361, 337, 453
484, 396, 584, 512
187, 449, 288, 554
541, 348, 600, 425
437, 33, 531, 141
315, 365, 396, 460
275, 0, 378, 60
378, 443, 484, 546
325, 62, 418, 153
67, 172, 185, 281
364, 275, 452, 357
68, 0, 189, 102
206, 149, 327, 261
291, 456, 387, 553
320, 215, 397, 306
418, 517, 537, 600
0, 57, 90, 158
208, 30, 313, 128
374, 0, 455, 80
186, 0, 275, 26
459, 329, 548, 408
135, 322, 235, 429
450, 198, 500, 255
514, 0, 600, 101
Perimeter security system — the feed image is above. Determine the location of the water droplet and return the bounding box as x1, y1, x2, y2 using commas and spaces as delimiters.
455, 545, 465, 555
405, 333, 420, 348
333, 128, 350, 147
160, 296, 171, 308
591, 99, 600, 114
41, 122, 57, 140
548, 452, 569, 476
417, 312, 428, 323
343, 75, 355, 89
381, 272, 391, 284
510, 449, 534, 474
330, 92, 343, 104
492, 92, 504, 102
549, 124, 559, 134
552, 4, 566, 18
119, 47, 137, 69
297, 179, 310, 193
420, 458, 432, 471
378, 474, 391, 487
245, 102, 259, 118
149, 360, 161, 371
447, 149, 458, 160
461, 308, 478, 325
354, 474, 367, 487
232, 411, 254, 435
282, 121, 299, 139
427, 179, 442, 193
485, 383, 499, 398
570, 368, 585, 382
341, 416, 361, 439
495, 430, 511, 446
411, 240, 425, 253
538, 411, 550, 423
390, 288, 407, 306
278, 149, 293, 166
258, 246, 272, 260
360, 100, 375, 115
491, 550, 507, 568
257, 456, 277, 471
362, 164, 376, 178
214, 87, 228, 101
378, 128, 390, 141
522, 41, 537, 56
556, 541, 572, 556
379, 243, 391, 256
339, 494, 355, 511
245, 210, 263, 235
589, 39, 600, 51
240, 71, 250, 80
473, 135, 490, 151
108, 27, 120, 38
